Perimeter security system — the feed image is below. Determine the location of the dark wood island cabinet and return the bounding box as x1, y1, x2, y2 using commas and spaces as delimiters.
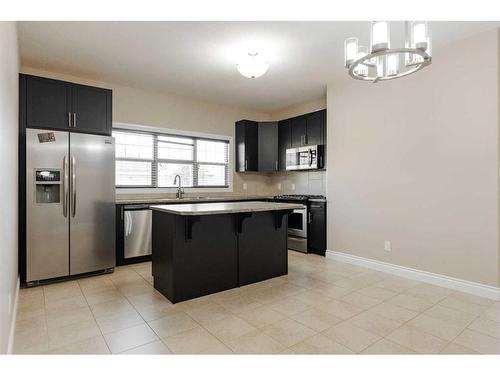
150, 201, 302, 303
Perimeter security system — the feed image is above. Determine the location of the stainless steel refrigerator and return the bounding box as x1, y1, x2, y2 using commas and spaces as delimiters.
26, 128, 115, 284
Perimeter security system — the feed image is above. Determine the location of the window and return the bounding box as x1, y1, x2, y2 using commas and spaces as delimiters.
113, 129, 230, 188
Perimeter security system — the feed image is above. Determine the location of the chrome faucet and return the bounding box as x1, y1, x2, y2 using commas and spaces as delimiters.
173, 174, 184, 199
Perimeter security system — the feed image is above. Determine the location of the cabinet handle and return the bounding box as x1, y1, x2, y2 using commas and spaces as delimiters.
68, 112, 72, 128
245, 159, 248, 170
73, 113, 77, 128
275, 160, 278, 171
308, 212, 312, 224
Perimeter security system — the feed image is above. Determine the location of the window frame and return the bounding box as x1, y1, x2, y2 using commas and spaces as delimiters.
113, 122, 233, 192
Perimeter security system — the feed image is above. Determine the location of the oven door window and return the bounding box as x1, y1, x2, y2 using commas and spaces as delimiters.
289, 211, 304, 231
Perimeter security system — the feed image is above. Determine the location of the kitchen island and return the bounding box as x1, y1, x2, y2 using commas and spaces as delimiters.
150, 201, 303, 303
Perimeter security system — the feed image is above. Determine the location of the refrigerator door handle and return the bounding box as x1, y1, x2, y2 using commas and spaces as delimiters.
71, 156, 76, 217
63, 155, 69, 217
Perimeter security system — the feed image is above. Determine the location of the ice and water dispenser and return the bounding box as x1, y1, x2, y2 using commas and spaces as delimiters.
34, 170, 61, 204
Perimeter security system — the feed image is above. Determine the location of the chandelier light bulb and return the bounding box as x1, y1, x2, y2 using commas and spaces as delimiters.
412, 21, 428, 50
371, 21, 390, 52
344, 37, 359, 67
237, 52, 269, 79
386, 54, 399, 76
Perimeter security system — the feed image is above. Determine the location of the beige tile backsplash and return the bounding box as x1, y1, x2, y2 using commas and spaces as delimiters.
271, 171, 326, 196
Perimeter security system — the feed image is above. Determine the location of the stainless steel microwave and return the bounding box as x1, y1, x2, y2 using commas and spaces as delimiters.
286, 145, 324, 171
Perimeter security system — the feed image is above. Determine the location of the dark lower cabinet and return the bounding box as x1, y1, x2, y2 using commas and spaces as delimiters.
23, 74, 71, 131
278, 119, 291, 171
71, 83, 112, 136
308, 201, 327, 255
238, 212, 288, 286
258, 121, 278, 171
20, 74, 112, 136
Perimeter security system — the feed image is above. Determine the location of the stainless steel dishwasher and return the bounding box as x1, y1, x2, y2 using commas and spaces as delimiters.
123, 204, 152, 259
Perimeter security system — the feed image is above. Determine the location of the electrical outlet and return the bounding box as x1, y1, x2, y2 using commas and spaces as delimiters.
243, 183, 247, 191
291, 183, 296, 191
277, 183, 282, 191
384, 241, 392, 252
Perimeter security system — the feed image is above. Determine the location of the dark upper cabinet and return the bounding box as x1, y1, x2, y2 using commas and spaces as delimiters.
278, 119, 291, 171
306, 109, 325, 146
258, 122, 278, 172
235, 120, 258, 172
308, 201, 326, 256
21, 74, 112, 136
71, 84, 112, 136
24, 75, 71, 131
291, 115, 307, 147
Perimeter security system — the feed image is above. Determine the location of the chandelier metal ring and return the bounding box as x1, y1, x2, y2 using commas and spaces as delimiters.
348, 47, 431, 83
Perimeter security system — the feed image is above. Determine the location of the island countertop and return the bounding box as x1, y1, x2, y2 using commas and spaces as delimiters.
150, 201, 304, 216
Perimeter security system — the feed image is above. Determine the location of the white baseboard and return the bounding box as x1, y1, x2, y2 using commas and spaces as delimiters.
326, 250, 500, 301
7, 276, 20, 354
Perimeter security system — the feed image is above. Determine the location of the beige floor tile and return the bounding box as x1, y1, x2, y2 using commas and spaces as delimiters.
387, 293, 434, 313
115, 280, 153, 297
292, 290, 333, 307
121, 340, 171, 354
406, 313, 466, 341
45, 295, 89, 313
439, 296, 489, 316
323, 321, 381, 353
15, 314, 47, 334
14, 327, 49, 354
291, 333, 354, 354
373, 277, 421, 293
49, 336, 110, 354
95, 309, 145, 334
84, 289, 124, 306
316, 300, 364, 320
48, 319, 102, 349
126, 290, 169, 308
262, 318, 317, 347
134, 300, 181, 321
78, 275, 115, 293
290, 308, 342, 332
315, 284, 352, 299
453, 329, 500, 354
467, 317, 500, 339
357, 286, 398, 301
268, 297, 312, 316
369, 302, 418, 324
203, 315, 256, 343
387, 325, 448, 354
423, 304, 476, 327
46, 306, 94, 330
90, 298, 135, 318
451, 291, 494, 307
404, 284, 452, 304
333, 277, 373, 291
226, 330, 285, 354
218, 295, 262, 314
162, 326, 232, 354
361, 338, 416, 354
184, 303, 232, 325
148, 311, 200, 338
340, 292, 383, 310
348, 310, 402, 337
175, 295, 214, 311
481, 306, 500, 323
440, 342, 479, 354
238, 305, 287, 329
104, 323, 158, 353
44, 281, 82, 302
16, 307, 45, 322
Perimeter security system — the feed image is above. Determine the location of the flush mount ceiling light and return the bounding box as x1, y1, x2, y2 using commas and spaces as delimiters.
344, 21, 432, 83
237, 52, 269, 78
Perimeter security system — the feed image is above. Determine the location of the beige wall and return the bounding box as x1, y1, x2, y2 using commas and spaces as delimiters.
0, 22, 19, 353
327, 30, 500, 287
270, 97, 326, 120
20, 66, 278, 197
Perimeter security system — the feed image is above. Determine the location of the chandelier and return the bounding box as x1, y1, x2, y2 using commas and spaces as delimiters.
344, 21, 432, 83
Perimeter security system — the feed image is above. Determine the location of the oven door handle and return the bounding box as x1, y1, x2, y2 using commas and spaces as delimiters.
308, 149, 313, 166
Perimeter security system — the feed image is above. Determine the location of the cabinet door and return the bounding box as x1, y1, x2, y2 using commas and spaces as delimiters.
25, 74, 71, 131
71, 84, 112, 136
235, 120, 258, 171
306, 109, 325, 146
258, 122, 278, 171
308, 202, 326, 255
278, 119, 291, 171
291, 115, 307, 147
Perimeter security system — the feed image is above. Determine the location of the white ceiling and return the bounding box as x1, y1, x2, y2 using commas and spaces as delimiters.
18, 21, 500, 112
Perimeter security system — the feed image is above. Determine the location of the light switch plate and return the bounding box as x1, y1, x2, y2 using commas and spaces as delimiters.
243, 183, 247, 191
384, 241, 392, 252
